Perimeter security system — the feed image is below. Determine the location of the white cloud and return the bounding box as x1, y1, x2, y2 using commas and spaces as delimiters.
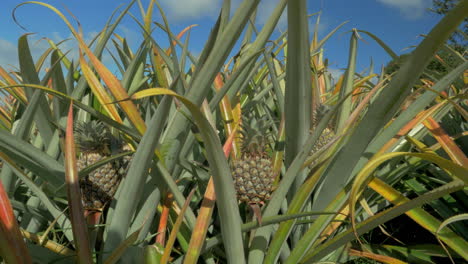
0, 32, 112, 73
157, 0, 291, 31
377, 0, 431, 19
255, 0, 287, 30
159, 0, 222, 22
159, 0, 288, 29
252, 1, 326, 34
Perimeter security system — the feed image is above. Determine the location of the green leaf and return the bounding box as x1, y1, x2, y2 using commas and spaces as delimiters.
131, 88, 246, 264
300, 180, 466, 263
311, 0, 468, 214
0, 130, 64, 189
336, 29, 358, 132
104, 228, 141, 264
0, 180, 33, 264
103, 98, 166, 258
162, 0, 262, 177
18, 34, 55, 147
64, 103, 93, 264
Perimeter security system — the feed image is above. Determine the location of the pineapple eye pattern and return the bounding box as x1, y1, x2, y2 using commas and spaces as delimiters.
231, 116, 275, 205
75, 121, 132, 209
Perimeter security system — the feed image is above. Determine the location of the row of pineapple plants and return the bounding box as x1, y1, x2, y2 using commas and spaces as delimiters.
0, 0, 467, 263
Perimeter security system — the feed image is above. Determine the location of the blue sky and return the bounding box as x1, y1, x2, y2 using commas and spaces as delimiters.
0, 0, 444, 78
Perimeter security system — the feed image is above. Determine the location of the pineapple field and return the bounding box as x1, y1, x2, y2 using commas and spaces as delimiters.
0, 0, 467, 263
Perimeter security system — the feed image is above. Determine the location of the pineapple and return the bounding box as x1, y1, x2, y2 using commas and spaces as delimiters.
75, 120, 131, 209
308, 104, 335, 169
231, 118, 275, 205
310, 128, 334, 155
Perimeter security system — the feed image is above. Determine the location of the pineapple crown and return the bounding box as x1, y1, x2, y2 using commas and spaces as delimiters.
75, 120, 121, 154
239, 116, 272, 156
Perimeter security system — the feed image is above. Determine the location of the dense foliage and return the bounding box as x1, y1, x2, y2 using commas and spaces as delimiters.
0, 1, 467, 264
431, 0, 467, 51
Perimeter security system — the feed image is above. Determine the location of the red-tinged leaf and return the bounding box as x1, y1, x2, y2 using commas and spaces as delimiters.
0, 66, 27, 103
319, 204, 350, 243
0, 181, 32, 264
14, 2, 145, 134
184, 178, 216, 264
85, 211, 102, 229
377, 104, 442, 155
78, 45, 145, 134
65, 102, 93, 264
156, 193, 173, 246
424, 117, 468, 167
332, 74, 344, 95
79, 50, 123, 123
0, 66, 18, 85
185, 131, 237, 264
132, 88, 245, 261
250, 203, 263, 226
160, 189, 196, 264
166, 24, 198, 55
0, 102, 11, 119
223, 121, 239, 158
214, 74, 241, 158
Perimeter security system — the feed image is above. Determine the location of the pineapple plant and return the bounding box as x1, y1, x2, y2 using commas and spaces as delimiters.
231, 117, 275, 205
0, 1, 466, 263
75, 120, 132, 209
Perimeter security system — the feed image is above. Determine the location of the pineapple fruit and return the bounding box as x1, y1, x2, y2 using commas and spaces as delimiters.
308, 104, 335, 169
75, 120, 132, 209
309, 128, 334, 156
231, 118, 275, 205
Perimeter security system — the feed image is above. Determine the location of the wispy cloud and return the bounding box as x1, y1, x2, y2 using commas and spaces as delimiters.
0, 31, 109, 72
159, 0, 289, 30
159, 0, 222, 22
376, 0, 431, 19
254, 0, 287, 30
236, 0, 326, 34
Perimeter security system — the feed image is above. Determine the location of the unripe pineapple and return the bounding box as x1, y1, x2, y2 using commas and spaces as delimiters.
307, 127, 335, 169
75, 120, 131, 209
231, 118, 275, 204
308, 105, 335, 168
